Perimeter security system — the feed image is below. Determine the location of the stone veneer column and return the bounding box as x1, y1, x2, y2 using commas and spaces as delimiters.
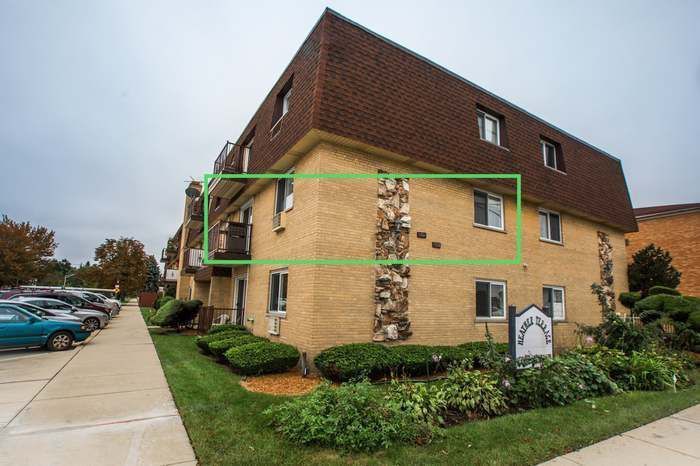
597, 231, 616, 311
373, 175, 412, 342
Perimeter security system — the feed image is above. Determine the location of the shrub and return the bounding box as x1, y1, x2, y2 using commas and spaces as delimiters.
649, 286, 681, 296
689, 310, 700, 332
387, 380, 445, 426
179, 299, 203, 324
578, 311, 654, 354
440, 368, 506, 418
265, 380, 430, 451
225, 342, 299, 375
209, 334, 267, 359
634, 294, 700, 324
141, 307, 156, 325
155, 295, 174, 310
315, 343, 400, 382
619, 291, 642, 309
506, 353, 619, 408
149, 299, 184, 327
195, 330, 249, 354
207, 323, 248, 335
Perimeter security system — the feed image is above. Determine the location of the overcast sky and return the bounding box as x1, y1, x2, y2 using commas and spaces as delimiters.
1, 0, 698, 265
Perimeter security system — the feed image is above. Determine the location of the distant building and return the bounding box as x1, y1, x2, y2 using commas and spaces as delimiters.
626, 203, 700, 296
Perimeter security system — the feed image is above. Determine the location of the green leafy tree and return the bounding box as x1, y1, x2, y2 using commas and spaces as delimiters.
94, 237, 148, 298
39, 259, 75, 286
144, 255, 160, 292
628, 244, 681, 297
73, 261, 103, 288
0, 215, 57, 287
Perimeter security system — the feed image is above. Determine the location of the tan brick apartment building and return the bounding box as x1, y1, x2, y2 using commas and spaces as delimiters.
165, 9, 636, 360
625, 203, 700, 296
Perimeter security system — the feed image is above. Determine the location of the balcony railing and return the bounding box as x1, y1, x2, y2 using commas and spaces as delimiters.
207, 221, 252, 261
187, 196, 204, 223
183, 248, 204, 273
213, 141, 241, 174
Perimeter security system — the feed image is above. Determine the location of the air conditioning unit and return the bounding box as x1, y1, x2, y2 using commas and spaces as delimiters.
267, 316, 281, 335
272, 212, 286, 232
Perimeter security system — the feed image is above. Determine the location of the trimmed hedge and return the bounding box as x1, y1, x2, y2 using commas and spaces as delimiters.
208, 324, 248, 335
649, 286, 680, 296
155, 295, 174, 310
315, 341, 509, 382
225, 341, 300, 375
149, 299, 183, 327
196, 329, 249, 354
209, 334, 267, 359
619, 291, 642, 309
634, 294, 700, 323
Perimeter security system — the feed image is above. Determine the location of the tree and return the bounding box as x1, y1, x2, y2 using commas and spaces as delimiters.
38, 259, 74, 286
628, 244, 681, 297
0, 215, 57, 287
144, 255, 160, 292
73, 261, 103, 288
94, 237, 148, 298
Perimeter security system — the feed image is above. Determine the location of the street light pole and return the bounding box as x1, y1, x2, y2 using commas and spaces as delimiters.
63, 273, 75, 289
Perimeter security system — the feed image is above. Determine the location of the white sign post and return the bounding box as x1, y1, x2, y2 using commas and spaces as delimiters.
508, 304, 553, 365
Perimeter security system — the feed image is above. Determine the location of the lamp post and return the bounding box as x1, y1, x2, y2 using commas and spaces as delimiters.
63, 273, 75, 289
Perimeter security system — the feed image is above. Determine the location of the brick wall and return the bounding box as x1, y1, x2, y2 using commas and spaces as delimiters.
625, 212, 700, 296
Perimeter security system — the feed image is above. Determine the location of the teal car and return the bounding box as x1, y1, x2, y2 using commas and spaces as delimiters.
0, 303, 92, 351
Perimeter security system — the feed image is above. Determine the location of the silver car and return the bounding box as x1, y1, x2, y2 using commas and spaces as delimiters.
16, 297, 109, 331
0, 300, 83, 324
66, 290, 120, 316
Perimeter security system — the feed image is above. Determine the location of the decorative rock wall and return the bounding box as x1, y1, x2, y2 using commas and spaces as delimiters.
373, 176, 412, 342
597, 231, 616, 311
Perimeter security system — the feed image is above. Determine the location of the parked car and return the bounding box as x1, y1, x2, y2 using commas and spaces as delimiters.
9, 291, 112, 317
66, 290, 120, 316
13, 297, 109, 331
0, 300, 82, 324
0, 303, 91, 351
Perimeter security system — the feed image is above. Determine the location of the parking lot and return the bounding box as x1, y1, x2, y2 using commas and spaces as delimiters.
0, 303, 196, 466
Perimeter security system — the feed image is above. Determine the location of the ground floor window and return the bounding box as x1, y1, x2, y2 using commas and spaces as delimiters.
543, 285, 565, 320
475, 279, 506, 319
268, 268, 288, 314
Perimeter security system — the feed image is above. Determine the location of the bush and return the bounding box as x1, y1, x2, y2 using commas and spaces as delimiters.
689, 310, 700, 332
209, 334, 267, 359
440, 368, 506, 418
207, 323, 248, 335
141, 307, 156, 325
578, 312, 654, 354
619, 291, 641, 309
387, 380, 445, 426
225, 341, 299, 375
506, 353, 619, 408
649, 286, 681, 296
634, 294, 700, 324
149, 299, 183, 327
155, 295, 174, 310
315, 343, 400, 382
266, 380, 430, 451
195, 330, 249, 354
180, 299, 203, 324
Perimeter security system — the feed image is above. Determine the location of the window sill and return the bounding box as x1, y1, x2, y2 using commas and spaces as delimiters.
539, 237, 564, 246
479, 138, 510, 151
473, 223, 506, 234
475, 318, 507, 323
544, 165, 567, 175
266, 312, 287, 319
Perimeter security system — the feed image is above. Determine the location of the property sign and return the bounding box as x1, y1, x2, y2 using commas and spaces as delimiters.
508, 304, 553, 363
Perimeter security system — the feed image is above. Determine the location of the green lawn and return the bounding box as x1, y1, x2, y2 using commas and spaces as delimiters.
150, 332, 700, 466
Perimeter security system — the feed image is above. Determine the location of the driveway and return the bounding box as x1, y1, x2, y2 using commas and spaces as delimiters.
0, 303, 196, 466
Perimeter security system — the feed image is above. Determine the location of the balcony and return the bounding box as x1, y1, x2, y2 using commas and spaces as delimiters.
163, 268, 178, 282
209, 141, 247, 199
207, 221, 252, 261
183, 248, 204, 274
186, 196, 204, 227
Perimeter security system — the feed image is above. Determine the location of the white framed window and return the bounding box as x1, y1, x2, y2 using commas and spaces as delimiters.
543, 285, 565, 320
274, 169, 294, 214
477, 110, 500, 145
268, 268, 288, 315
474, 189, 504, 230
539, 209, 562, 243
475, 279, 507, 319
242, 138, 253, 173
541, 140, 557, 170
282, 88, 292, 117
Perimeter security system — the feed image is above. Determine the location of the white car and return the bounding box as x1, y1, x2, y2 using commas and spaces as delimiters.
66, 291, 120, 317
15, 297, 109, 331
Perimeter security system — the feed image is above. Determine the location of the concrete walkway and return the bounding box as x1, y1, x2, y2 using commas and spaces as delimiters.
542, 404, 700, 465
0, 303, 196, 466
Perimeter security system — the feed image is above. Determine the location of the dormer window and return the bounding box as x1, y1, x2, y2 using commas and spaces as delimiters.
241, 135, 254, 173
272, 76, 293, 128
541, 138, 565, 172
477, 110, 500, 145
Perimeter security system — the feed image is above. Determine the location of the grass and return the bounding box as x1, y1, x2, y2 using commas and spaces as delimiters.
149, 331, 700, 466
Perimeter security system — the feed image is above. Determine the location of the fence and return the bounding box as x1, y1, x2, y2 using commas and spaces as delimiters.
194, 306, 236, 332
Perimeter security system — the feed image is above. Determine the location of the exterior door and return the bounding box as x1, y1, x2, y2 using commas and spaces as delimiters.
234, 277, 247, 325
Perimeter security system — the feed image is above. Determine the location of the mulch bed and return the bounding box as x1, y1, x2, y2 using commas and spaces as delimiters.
240, 371, 322, 396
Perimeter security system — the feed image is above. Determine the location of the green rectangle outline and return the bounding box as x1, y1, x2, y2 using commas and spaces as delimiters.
202, 173, 522, 266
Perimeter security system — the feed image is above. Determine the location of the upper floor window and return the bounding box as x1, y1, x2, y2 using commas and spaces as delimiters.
474, 189, 504, 230
543, 285, 565, 320
541, 138, 565, 172
274, 170, 294, 214
475, 279, 506, 319
539, 209, 562, 243
477, 110, 500, 145
272, 76, 293, 127
242, 136, 253, 173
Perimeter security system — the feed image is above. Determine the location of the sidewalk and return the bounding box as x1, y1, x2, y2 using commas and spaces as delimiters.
0, 303, 196, 466
542, 404, 700, 465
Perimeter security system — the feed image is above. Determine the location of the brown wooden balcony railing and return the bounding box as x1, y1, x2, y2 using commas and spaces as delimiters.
183, 248, 204, 273
207, 221, 252, 260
